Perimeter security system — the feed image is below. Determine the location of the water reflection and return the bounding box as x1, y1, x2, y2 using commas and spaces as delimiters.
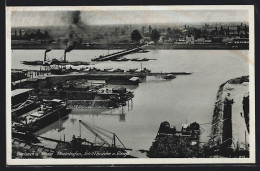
36, 100, 134, 137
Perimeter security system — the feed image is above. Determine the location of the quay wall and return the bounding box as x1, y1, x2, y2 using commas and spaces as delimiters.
209, 76, 249, 151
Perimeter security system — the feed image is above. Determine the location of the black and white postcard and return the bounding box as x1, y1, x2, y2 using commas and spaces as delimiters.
6, 5, 255, 165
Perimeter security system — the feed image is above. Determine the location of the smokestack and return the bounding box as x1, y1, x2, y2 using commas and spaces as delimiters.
64, 44, 75, 62
62, 11, 87, 62
44, 52, 47, 63
64, 51, 66, 62
44, 49, 51, 63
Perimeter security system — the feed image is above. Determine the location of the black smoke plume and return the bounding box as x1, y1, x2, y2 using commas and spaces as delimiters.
69, 11, 87, 30
65, 43, 76, 53
45, 49, 51, 53
64, 11, 87, 55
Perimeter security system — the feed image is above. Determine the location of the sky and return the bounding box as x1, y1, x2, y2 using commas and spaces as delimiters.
11, 10, 249, 27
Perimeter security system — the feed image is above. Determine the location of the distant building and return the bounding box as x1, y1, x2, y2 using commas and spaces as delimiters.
232, 38, 249, 44
222, 37, 234, 43
174, 38, 186, 44
186, 35, 195, 44
204, 40, 212, 44
158, 37, 164, 43
195, 38, 205, 44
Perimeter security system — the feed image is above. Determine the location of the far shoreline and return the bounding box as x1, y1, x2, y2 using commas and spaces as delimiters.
11, 43, 249, 50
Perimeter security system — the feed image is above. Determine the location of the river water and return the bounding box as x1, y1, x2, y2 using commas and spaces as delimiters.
12, 49, 249, 151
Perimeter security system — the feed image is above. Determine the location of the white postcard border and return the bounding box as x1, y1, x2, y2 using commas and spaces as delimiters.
6, 5, 255, 165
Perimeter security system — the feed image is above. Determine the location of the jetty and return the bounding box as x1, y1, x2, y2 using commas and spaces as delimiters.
27, 71, 192, 82
12, 69, 192, 87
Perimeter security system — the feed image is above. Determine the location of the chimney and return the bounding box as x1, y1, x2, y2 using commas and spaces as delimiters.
44, 51, 47, 63
64, 51, 66, 62
44, 49, 51, 64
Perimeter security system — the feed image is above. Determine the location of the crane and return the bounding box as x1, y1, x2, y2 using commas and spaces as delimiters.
79, 120, 126, 149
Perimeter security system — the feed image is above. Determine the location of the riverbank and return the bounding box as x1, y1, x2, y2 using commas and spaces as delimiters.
209, 75, 249, 157
11, 43, 249, 50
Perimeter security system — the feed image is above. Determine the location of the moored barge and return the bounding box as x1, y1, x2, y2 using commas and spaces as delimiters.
13, 99, 70, 132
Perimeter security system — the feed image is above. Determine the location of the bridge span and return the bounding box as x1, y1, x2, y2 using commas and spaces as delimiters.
91, 44, 149, 61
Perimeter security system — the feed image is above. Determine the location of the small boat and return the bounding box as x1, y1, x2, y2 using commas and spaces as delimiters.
90, 67, 101, 72
126, 68, 138, 72
135, 68, 151, 73
111, 58, 130, 61
107, 69, 115, 72
131, 58, 149, 62
162, 74, 176, 80
82, 67, 100, 72
131, 58, 139, 61
103, 68, 113, 72
113, 68, 124, 72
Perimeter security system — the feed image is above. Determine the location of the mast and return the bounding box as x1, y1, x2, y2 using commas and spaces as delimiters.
141, 61, 143, 76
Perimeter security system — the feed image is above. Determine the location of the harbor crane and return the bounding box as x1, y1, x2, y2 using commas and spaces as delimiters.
78, 120, 126, 149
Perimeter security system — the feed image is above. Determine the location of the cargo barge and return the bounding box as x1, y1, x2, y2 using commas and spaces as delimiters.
13, 99, 71, 133
12, 96, 39, 117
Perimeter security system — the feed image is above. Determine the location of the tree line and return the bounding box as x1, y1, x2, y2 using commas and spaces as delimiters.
131, 29, 161, 43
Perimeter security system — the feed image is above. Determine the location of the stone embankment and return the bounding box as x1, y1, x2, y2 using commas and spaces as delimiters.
209, 75, 249, 157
